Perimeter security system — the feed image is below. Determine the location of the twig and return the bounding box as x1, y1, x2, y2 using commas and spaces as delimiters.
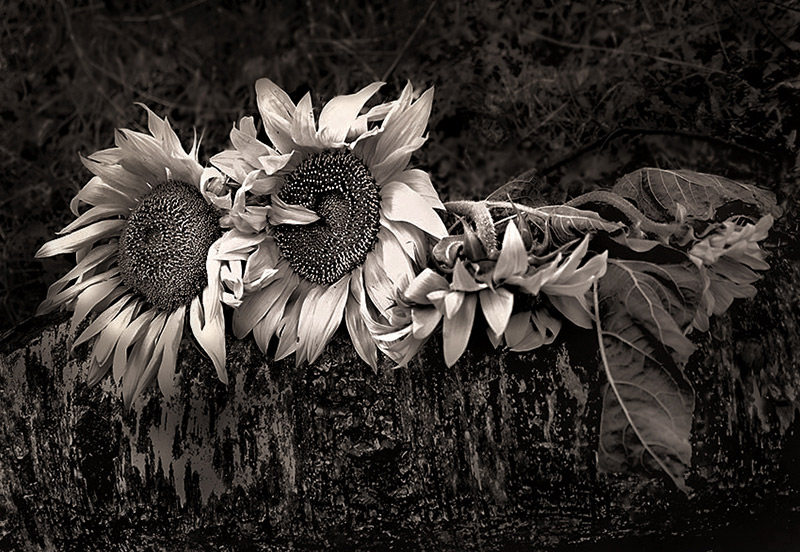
381, 0, 438, 82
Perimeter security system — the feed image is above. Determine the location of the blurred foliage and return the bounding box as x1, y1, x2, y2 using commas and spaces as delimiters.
1, 0, 799, 332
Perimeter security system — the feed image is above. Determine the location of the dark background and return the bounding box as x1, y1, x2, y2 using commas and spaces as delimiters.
1, 0, 798, 334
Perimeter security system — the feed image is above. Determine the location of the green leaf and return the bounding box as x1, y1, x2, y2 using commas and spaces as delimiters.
593, 255, 704, 492
613, 168, 782, 223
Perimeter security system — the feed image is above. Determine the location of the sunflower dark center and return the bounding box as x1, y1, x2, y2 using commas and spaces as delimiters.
118, 180, 221, 311
272, 151, 381, 285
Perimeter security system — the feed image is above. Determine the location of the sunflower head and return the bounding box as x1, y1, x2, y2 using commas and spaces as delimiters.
212, 79, 448, 368
35, 106, 235, 408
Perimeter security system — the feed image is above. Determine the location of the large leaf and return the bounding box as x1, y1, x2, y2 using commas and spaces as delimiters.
613, 168, 782, 223
593, 256, 703, 491
532, 205, 624, 246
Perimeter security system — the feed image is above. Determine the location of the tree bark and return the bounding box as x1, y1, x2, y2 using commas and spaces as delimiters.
2, 226, 800, 551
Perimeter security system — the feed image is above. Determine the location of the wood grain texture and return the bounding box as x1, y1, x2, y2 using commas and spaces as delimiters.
2, 230, 799, 551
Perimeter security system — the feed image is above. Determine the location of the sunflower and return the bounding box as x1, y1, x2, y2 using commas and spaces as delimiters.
211, 79, 447, 368
35, 106, 239, 408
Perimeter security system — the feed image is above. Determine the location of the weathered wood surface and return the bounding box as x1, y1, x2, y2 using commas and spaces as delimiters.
2, 220, 800, 551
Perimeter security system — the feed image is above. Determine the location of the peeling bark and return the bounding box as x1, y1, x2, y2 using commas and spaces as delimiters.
2, 238, 800, 551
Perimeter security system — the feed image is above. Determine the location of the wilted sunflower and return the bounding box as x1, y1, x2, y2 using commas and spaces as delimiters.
36, 106, 239, 408
211, 79, 447, 368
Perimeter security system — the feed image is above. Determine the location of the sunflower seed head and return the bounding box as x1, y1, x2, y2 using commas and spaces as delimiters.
118, 180, 221, 311
273, 151, 381, 285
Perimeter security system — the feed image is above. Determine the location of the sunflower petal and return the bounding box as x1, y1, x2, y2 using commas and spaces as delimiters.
35, 220, 125, 258
58, 204, 131, 235
73, 294, 135, 351
345, 275, 378, 370
157, 305, 186, 399
122, 311, 167, 409
255, 78, 297, 154
442, 293, 476, 367
189, 255, 227, 385
381, 181, 447, 239
296, 276, 350, 365
112, 307, 155, 383
268, 195, 320, 225
45, 243, 117, 298
318, 82, 385, 145
371, 86, 433, 169
395, 168, 444, 210
452, 260, 485, 292
291, 92, 320, 150
547, 294, 592, 329
70, 277, 122, 334
380, 216, 427, 264
479, 288, 514, 335
69, 175, 138, 215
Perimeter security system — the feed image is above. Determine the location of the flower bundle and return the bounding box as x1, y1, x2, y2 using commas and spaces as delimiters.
35, 80, 781, 489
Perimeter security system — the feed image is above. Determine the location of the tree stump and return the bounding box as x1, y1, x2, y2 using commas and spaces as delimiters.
2, 217, 800, 551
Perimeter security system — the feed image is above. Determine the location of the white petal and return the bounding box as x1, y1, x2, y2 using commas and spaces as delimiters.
73, 294, 135, 351
411, 306, 441, 339
372, 86, 433, 168
35, 220, 125, 258
479, 288, 514, 335
344, 273, 378, 370
380, 216, 427, 264
268, 195, 320, 225
494, 221, 528, 282
394, 168, 444, 210
122, 311, 168, 409
255, 78, 297, 154
318, 82, 385, 145
157, 305, 186, 399
189, 255, 227, 384
70, 277, 122, 334
442, 293, 476, 367
70, 176, 138, 215
381, 181, 447, 239
58, 204, 131, 235
45, 243, 117, 298
296, 276, 350, 365
290, 92, 321, 150
112, 307, 155, 384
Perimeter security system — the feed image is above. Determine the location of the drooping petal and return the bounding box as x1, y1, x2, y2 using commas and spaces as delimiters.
70, 276, 122, 334
345, 271, 378, 370
442, 293, 477, 367
44, 243, 117, 299
189, 254, 227, 385
35, 220, 125, 258
547, 294, 592, 329
479, 287, 514, 335
380, 216, 427, 264
381, 181, 447, 238
73, 294, 135, 352
122, 311, 168, 409
157, 305, 187, 399
296, 276, 350, 365
112, 307, 156, 383
58, 204, 131, 235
